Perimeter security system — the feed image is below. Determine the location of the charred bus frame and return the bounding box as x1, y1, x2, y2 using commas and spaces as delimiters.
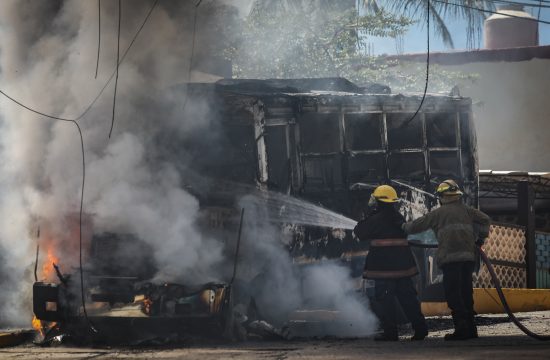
32, 78, 478, 336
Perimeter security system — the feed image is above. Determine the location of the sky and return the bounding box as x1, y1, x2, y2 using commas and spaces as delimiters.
368, 4, 550, 55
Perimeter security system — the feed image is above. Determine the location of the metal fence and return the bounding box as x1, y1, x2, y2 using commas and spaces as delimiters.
473, 223, 527, 288
536, 232, 550, 289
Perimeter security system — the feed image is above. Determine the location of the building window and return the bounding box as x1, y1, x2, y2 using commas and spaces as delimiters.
303, 156, 343, 192
348, 153, 386, 184
344, 113, 383, 150
430, 151, 460, 179
389, 152, 425, 181
426, 113, 457, 148
387, 113, 423, 150
299, 113, 340, 154
265, 125, 289, 190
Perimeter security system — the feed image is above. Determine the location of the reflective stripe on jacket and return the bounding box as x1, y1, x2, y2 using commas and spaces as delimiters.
403, 197, 491, 267
354, 204, 418, 280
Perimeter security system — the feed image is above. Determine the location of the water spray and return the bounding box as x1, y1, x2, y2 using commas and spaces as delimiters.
391, 179, 436, 199
413, 241, 550, 341
390, 179, 550, 341
320, 179, 550, 340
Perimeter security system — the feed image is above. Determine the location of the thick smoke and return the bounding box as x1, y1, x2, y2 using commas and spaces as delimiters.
0, 0, 377, 337
238, 195, 377, 337
0, 0, 240, 326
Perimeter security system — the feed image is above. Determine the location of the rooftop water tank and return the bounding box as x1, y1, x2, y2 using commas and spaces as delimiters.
484, 5, 538, 49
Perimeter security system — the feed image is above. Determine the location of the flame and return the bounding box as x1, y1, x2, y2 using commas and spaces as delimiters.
142, 298, 153, 316
33, 233, 60, 334
31, 315, 42, 332
30, 216, 92, 333
32, 315, 56, 337
41, 244, 59, 281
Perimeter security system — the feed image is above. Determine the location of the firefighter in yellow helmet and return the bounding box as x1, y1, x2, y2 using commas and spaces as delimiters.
403, 180, 491, 340
354, 185, 428, 341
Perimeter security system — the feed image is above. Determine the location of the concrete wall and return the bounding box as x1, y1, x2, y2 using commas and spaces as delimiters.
442, 58, 550, 171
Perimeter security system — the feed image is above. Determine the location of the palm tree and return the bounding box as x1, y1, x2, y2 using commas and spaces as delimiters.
364, 0, 496, 49
252, 0, 496, 49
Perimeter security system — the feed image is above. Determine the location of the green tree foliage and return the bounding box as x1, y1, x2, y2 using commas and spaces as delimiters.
226, 6, 413, 79
364, 0, 495, 49
226, 4, 476, 93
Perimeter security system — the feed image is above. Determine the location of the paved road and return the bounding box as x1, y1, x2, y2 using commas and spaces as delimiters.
2, 311, 550, 359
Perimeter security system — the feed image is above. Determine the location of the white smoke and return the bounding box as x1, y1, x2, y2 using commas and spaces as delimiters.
301, 263, 378, 337
0, 0, 378, 337
238, 195, 377, 337
0, 0, 236, 326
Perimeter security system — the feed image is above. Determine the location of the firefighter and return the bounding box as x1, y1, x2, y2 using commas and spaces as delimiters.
354, 185, 428, 341
403, 179, 491, 341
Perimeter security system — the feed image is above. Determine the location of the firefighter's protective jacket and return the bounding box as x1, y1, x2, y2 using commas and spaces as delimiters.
354, 204, 418, 279
403, 197, 491, 267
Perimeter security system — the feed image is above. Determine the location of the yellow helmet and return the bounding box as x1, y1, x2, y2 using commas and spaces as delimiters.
436, 179, 463, 196
372, 185, 399, 203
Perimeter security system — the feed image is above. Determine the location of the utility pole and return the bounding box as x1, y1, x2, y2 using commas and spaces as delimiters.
518, 180, 536, 288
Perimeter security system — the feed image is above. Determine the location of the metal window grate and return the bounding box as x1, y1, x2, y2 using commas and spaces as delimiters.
535, 232, 550, 288
473, 224, 527, 288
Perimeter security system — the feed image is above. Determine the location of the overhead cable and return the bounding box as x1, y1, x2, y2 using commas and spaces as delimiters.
485, 0, 550, 9
400, 0, 430, 129
180, 0, 203, 115
0, 0, 159, 335
109, 0, 122, 139
0, 0, 159, 123
432, 0, 550, 24
95, 0, 101, 79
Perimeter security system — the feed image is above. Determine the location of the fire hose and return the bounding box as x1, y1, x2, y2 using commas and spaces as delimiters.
411, 241, 550, 341
391, 179, 550, 340
477, 246, 550, 341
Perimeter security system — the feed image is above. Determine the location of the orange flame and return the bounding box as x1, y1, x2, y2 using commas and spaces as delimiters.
32, 315, 56, 337
33, 235, 60, 334
31, 215, 93, 332
41, 245, 60, 282
31, 315, 42, 332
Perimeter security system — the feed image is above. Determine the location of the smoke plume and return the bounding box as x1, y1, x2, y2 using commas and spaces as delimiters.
0, 0, 377, 338
0, 0, 241, 326
238, 195, 377, 337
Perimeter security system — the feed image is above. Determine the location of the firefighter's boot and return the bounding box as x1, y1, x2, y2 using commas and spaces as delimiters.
444, 314, 471, 341
410, 320, 429, 341
374, 332, 399, 341
410, 327, 428, 341
467, 313, 478, 339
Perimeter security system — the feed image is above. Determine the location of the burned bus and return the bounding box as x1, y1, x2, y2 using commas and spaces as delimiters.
33, 78, 478, 340
185, 78, 478, 300
179, 77, 478, 299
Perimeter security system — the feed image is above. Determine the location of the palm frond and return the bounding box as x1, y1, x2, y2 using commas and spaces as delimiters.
364, 0, 495, 49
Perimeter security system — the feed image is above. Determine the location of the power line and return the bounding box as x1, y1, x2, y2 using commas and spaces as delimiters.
516, 0, 550, 5
486, 0, 550, 6
0, 0, 159, 123
485, 0, 550, 8
0, 0, 159, 335
0, 90, 75, 122
0, 92, 96, 332
432, 0, 550, 25
400, 0, 430, 129
74, 121, 97, 334
180, 0, 203, 115
109, 0, 122, 139
87, 0, 159, 123
95, 0, 101, 79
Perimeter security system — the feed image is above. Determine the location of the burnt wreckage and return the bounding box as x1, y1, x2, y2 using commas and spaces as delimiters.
33, 78, 478, 340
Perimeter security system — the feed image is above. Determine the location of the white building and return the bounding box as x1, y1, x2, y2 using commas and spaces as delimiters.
386, 5, 550, 172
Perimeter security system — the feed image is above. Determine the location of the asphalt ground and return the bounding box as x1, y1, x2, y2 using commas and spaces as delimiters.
1, 311, 550, 359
